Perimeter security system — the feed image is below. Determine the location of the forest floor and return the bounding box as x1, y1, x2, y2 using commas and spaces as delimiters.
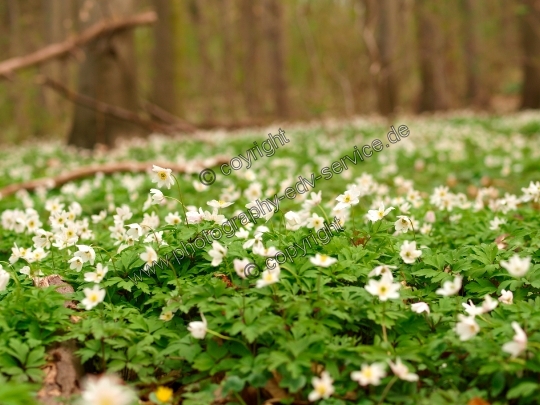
0, 112, 539, 405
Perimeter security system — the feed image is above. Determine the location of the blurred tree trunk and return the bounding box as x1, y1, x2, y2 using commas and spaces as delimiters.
520, 0, 540, 109
43, 0, 69, 113
415, 0, 448, 112
240, 0, 261, 117
462, 0, 481, 106
7, 0, 29, 138
152, 0, 177, 115
190, 0, 215, 120
218, 0, 237, 119
363, 0, 398, 116
68, 0, 143, 148
264, 0, 289, 118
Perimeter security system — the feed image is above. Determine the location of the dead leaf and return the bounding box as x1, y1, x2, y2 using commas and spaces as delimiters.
37, 341, 83, 404
468, 398, 490, 405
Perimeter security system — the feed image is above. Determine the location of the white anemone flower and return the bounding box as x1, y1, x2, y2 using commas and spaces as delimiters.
233, 258, 251, 279
399, 241, 422, 264
366, 203, 395, 222
81, 285, 106, 310
256, 268, 280, 288
208, 241, 227, 266
455, 314, 480, 341
365, 273, 400, 301
84, 264, 109, 283
309, 254, 337, 268
335, 189, 361, 210
436, 275, 462, 296
0, 268, 10, 291
207, 199, 234, 209
68, 256, 84, 272
308, 371, 334, 402
140, 246, 158, 270
502, 322, 527, 358
351, 363, 386, 386
151, 165, 175, 189
411, 302, 430, 314
79, 374, 136, 405
149, 188, 165, 205
368, 264, 397, 278
388, 358, 419, 382
462, 300, 484, 317
188, 312, 208, 339
500, 255, 531, 278
499, 289, 513, 304
75, 245, 96, 265
481, 295, 498, 313
395, 216, 413, 233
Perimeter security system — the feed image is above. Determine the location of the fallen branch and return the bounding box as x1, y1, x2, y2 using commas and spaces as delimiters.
0, 11, 157, 78
143, 101, 198, 133
0, 157, 230, 197
38, 76, 171, 134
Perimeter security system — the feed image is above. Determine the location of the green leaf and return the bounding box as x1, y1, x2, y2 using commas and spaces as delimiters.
222, 375, 245, 394
507, 382, 538, 399
193, 353, 215, 371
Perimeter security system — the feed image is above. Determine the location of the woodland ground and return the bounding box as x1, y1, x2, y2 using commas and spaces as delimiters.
0, 112, 539, 405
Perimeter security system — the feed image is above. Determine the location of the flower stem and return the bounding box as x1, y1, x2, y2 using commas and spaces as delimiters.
206, 329, 249, 349
382, 301, 388, 344
317, 205, 331, 225
377, 376, 398, 405
409, 218, 417, 244
171, 174, 189, 226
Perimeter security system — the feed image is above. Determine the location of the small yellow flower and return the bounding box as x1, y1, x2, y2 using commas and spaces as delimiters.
155, 386, 173, 403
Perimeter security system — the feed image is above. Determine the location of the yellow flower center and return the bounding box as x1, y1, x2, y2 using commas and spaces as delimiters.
316, 385, 327, 396
155, 386, 173, 403
97, 397, 114, 405
159, 172, 167, 180
90, 293, 99, 303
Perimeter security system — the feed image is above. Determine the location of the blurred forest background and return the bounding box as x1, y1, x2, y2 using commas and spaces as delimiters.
0, 0, 539, 148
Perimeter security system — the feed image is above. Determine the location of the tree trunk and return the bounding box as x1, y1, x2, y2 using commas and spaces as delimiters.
42, 0, 69, 112
189, 0, 216, 120
520, 0, 540, 109
218, 0, 237, 119
151, 0, 177, 115
264, 0, 289, 118
7, 0, 21, 130
363, 0, 399, 116
462, 0, 480, 106
240, 0, 262, 117
68, 0, 143, 148
415, 0, 448, 112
